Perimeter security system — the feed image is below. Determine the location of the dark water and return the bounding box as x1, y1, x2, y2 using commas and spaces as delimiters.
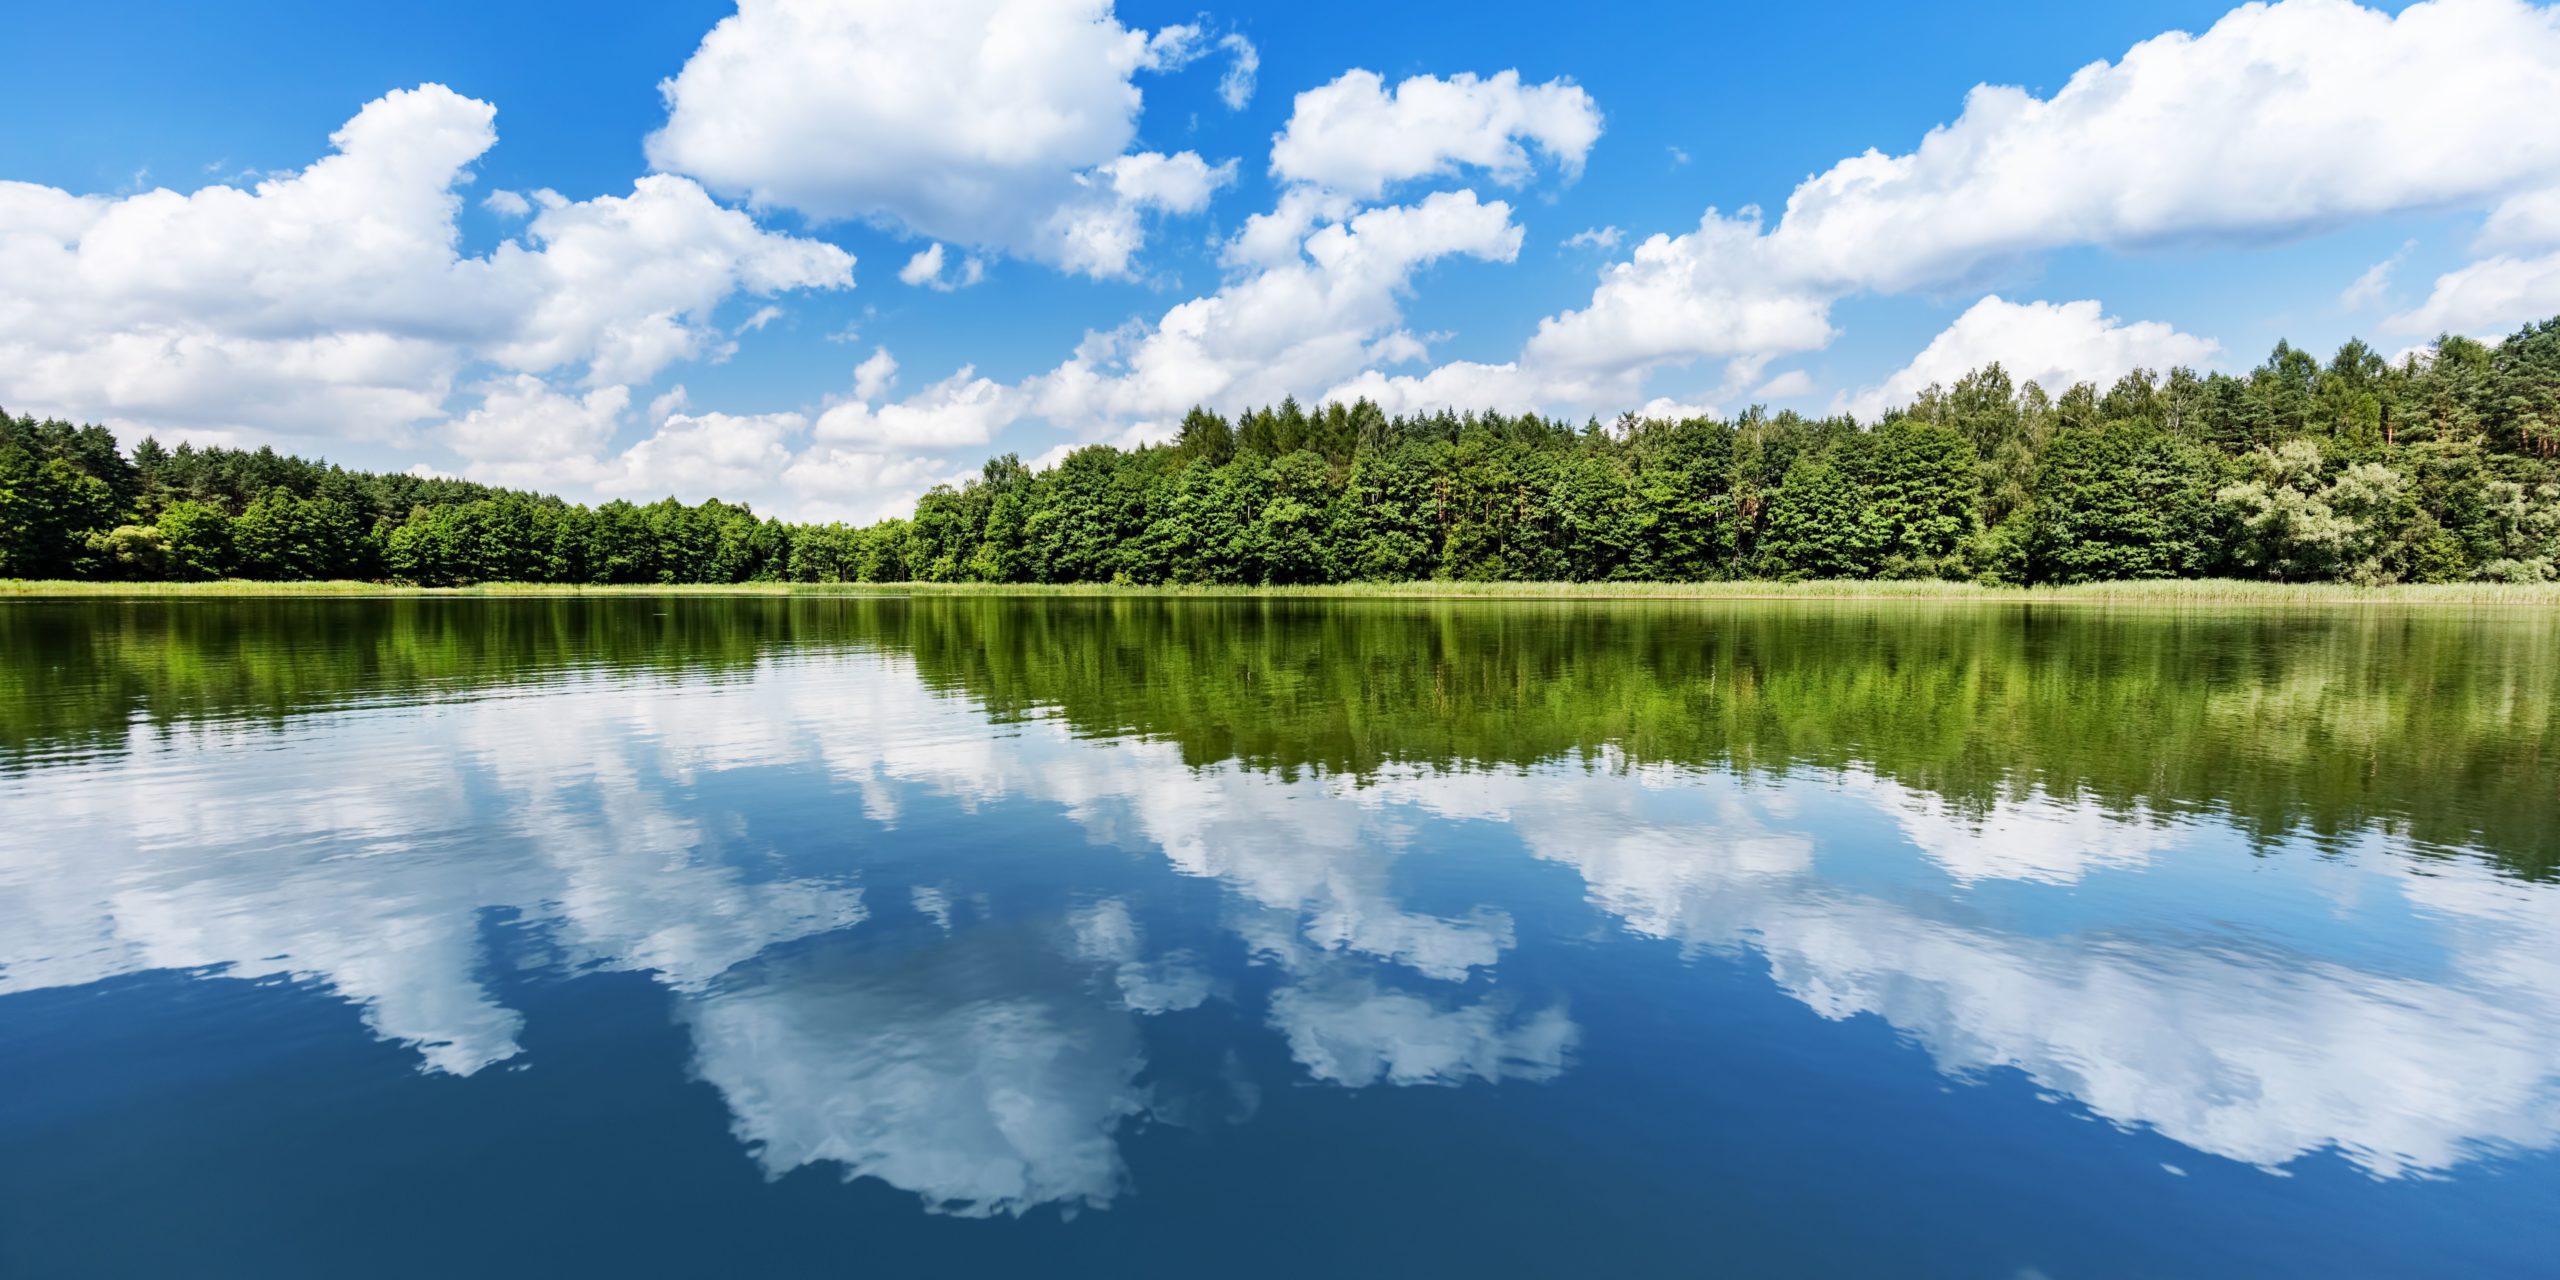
4, 595, 2557, 1278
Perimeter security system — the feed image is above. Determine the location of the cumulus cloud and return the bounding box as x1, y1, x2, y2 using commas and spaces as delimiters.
485, 173, 854, 387
1761, 0, 2560, 295
852, 347, 899, 401
0, 83, 851, 445
646, 0, 1234, 278
2387, 249, 2560, 337
602, 409, 806, 499
1099, 150, 1237, 214
1332, 211, 1827, 418
443, 376, 631, 490
898, 242, 986, 291
1520, 211, 1832, 376
417, 50, 1582, 477
782, 448, 973, 524
442, 386, 835, 510
1837, 296, 2221, 421
816, 363, 1024, 448
1337, 0, 2560, 422
1028, 189, 1524, 438
1043, 151, 1238, 278
433, 343, 1001, 518
1269, 68, 1602, 199
750, 182, 1522, 457
898, 245, 943, 287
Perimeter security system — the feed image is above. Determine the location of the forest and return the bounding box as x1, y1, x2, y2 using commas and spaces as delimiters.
6, 317, 2560, 587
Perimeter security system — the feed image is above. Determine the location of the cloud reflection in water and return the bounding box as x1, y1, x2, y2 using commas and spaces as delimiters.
5, 641, 2558, 1213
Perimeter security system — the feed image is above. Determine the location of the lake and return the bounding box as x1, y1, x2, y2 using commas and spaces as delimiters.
3, 594, 2556, 1277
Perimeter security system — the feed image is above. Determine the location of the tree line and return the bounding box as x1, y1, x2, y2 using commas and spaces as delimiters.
7, 317, 2560, 586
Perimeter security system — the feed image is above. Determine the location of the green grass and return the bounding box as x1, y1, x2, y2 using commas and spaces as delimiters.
6, 577, 2558, 605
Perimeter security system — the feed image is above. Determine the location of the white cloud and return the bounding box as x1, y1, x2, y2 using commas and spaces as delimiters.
646, 0, 1231, 278
1753, 369, 1814, 400
1028, 188, 1524, 438
2339, 241, 2415, 311
602, 409, 807, 500
1562, 225, 1622, 251
899, 243, 943, 286
412, 0, 2560, 503
1024, 442, 1082, 473
852, 347, 899, 401
2387, 249, 2560, 336
1100, 150, 1236, 214
443, 375, 630, 489
1042, 151, 1237, 279
2478, 185, 2560, 251
899, 241, 987, 292
484, 172, 853, 387
0, 83, 850, 445
1632, 396, 1720, 422
1222, 186, 1357, 271
782, 448, 971, 524
1269, 69, 1601, 199
1521, 211, 1832, 376
1335, 211, 1827, 418
816, 364, 1024, 449
433, 344, 994, 519
1137, 21, 1207, 71
1838, 296, 2220, 421
1324, 359, 1609, 420
482, 188, 531, 217
1216, 33, 1259, 110
1761, 0, 2560, 295
647, 384, 692, 424
1330, 0, 2560, 423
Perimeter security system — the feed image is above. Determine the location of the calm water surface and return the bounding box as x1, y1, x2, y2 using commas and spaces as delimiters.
3, 596, 2557, 1277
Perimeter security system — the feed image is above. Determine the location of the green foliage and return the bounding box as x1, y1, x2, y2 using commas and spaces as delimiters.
1865, 418, 1979, 575
1627, 417, 1735, 579
86, 525, 168, 580
1, 447, 118, 577
154, 501, 236, 580
1330, 445, 1441, 581
1757, 456, 1882, 579
11, 314, 2560, 587
233, 489, 365, 580
2026, 422, 2224, 583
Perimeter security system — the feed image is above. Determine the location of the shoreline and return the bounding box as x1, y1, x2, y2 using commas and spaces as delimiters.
6, 578, 2558, 606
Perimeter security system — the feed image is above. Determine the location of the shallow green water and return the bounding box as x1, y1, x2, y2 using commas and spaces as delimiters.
3, 596, 2556, 1276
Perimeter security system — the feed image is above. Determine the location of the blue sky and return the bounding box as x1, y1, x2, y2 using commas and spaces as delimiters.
3, 0, 2554, 519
